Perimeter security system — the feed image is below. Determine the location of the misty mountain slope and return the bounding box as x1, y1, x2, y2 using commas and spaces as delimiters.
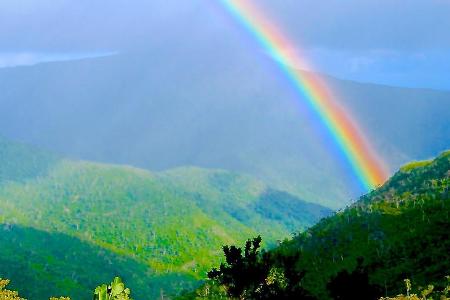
0, 135, 59, 182
325, 76, 450, 163
0, 137, 330, 298
0, 46, 448, 207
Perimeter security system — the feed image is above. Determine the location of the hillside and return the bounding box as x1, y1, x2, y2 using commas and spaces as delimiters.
0, 51, 449, 207
195, 150, 450, 299
0, 225, 193, 300
0, 136, 59, 182
0, 137, 330, 299
288, 150, 450, 298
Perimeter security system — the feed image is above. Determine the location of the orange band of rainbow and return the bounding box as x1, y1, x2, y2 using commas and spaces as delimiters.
219, 0, 389, 191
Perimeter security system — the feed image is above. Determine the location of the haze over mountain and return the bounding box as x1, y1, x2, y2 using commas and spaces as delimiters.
1, 0, 449, 207
1, 0, 449, 89
0, 51, 449, 207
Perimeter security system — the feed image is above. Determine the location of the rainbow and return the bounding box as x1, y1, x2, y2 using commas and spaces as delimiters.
218, 0, 388, 191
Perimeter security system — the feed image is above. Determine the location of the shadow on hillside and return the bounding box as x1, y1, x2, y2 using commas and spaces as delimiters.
0, 224, 198, 299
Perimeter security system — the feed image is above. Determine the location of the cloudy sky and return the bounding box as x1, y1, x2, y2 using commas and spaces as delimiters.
1, 0, 449, 89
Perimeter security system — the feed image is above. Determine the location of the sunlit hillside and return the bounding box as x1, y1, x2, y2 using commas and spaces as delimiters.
0, 137, 330, 299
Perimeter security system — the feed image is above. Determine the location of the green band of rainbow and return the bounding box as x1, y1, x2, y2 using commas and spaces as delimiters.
219, 0, 389, 191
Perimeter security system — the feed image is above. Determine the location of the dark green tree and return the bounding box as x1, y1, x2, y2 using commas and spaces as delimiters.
327, 257, 382, 300
208, 236, 267, 298
208, 236, 315, 299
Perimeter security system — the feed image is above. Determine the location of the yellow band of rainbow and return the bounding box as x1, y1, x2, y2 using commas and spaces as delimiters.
219, 0, 389, 191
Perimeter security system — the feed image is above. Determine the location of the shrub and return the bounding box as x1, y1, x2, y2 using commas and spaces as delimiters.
379, 276, 450, 300
0, 279, 24, 300
93, 277, 132, 300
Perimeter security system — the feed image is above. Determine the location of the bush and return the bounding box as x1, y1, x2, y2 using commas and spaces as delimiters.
0, 277, 131, 300
0, 279, 24, 300
379, 276, 450, 300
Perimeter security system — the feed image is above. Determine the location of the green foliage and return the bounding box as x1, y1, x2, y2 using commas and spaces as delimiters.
94, 277, 131, 300
0, 276, 134, 300
1, 277, 71, 300
207, 236, 268, 298
0, 279, 24, 300
379, 276, 450, 300
400, 160, 433, 173
206, 236, 314, 299
327, 257, 381, 300
176, 281, 228, 300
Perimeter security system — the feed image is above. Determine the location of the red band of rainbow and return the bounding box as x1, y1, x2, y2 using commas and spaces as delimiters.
219, 0, 389, 191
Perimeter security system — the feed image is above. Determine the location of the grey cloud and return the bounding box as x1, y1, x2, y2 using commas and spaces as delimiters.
2, 0, 449, 53
0, 0, 448, 89
257, 0, 450, 51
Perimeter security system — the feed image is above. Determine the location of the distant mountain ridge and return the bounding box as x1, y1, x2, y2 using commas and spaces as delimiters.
0, 51, 448, 207
0, 136, 331, 299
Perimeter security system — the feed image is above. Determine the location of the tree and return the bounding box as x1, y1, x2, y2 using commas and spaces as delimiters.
208, 236, 315, 299
208, 236, 267, 299
327, 257, 382, 300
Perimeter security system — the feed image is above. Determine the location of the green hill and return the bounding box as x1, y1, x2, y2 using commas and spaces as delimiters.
196, 150, 449, 299
289, 150, 450, 298
0, 137, 330, 299
0, 225, 195, 300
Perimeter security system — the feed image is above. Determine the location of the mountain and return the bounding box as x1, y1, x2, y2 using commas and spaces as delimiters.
193, 150, 450, 299
0, 49, 448, 207
0, 136, 331, 299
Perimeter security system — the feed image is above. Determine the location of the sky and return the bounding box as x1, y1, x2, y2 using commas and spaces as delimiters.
0, 0, 449, 89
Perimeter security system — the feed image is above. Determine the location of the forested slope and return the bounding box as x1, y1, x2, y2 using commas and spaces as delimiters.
0, 137, 330, 299
285, 150, 450, 298
195, 151, 449, 299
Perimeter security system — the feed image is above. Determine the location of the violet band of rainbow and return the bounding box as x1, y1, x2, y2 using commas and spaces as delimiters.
219, 0, 389, 191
